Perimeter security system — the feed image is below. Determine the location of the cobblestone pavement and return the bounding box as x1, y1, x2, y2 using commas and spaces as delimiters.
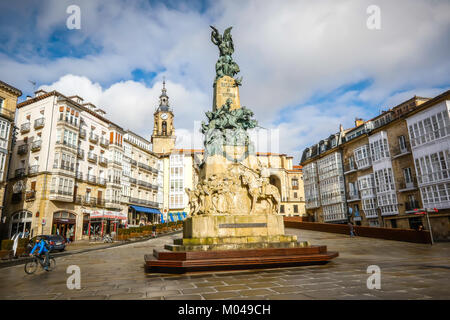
0, 229, 449, 300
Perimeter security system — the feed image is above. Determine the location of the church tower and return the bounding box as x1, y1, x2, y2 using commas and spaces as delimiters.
151, 80, 176, 154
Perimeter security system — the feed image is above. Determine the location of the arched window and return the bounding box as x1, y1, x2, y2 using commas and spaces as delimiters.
162, 121, 167, 135
9, 210, 33, 238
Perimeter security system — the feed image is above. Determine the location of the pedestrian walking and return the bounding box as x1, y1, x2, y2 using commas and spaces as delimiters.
348, 222, 355, 238
152, 224, 157, 238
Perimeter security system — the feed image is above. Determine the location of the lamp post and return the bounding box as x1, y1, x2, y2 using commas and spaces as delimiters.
414, 208, 437, 245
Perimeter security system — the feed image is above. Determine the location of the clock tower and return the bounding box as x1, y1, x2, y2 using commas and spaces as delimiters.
151, 80, 176, 154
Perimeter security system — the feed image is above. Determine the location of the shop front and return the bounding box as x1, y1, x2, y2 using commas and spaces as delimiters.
84, 209, 127, 239
129, 205, 163, 226
51, 211, 76, 241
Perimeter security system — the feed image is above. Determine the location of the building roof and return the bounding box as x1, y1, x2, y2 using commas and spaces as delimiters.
298, 92, 446, 165
0, 80, 22, 97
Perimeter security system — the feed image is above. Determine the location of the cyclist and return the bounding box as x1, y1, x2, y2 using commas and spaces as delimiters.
29, 237, 52, 271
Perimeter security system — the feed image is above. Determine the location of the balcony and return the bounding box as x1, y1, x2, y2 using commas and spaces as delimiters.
405, 201, 420, 213
49, 189, 73, 202
107, 177, 121, 185
99, 137, 109, 148
130, 159, 137, 166
57, 117, 79, 129
15, 168, 26, 178
138, 162, 153, 172
34, 117, 45, 129
87, 152, 97, 163
99, 156, 108, 166
77, 149, 84, 159
20, 122, 30, 134
25, 190, 36, 201
53, 162, 75, 172
55, 140, 77, 150
28, 165, 39, 175
31, 140, 42, 152
105, 197, 122, 209
89, 133, 99, 144
137, 180, 153, 189
343, 163, 357, 175
129, 177, 137, 185
75, 171, 83, 180
18, 144, 28, 155
128, 197, 159, 208
347, 192, 360, 202
98, 177, 106, 186
79, 129, 86, 139
398, 178, 418, 192
392, 145, 411, 159
87, 174, 96, 184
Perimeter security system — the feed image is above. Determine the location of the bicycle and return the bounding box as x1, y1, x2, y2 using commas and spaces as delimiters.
24, 253, 56, 274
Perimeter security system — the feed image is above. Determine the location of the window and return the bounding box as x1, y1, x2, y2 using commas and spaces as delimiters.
280, 205, 285, 213
408, 110, 450, 147
370, 138, 390, 162
398, 135, 407, 151
354, 145, 371, 169
391, 220, 397, 228
403, 168, 413, 184
292, 178, 299, 189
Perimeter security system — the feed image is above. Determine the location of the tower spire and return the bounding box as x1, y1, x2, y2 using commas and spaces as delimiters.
158, 78, 169, 111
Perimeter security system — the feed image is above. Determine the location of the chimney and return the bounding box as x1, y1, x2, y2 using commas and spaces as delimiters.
26, 96, 32, 100
355, 118, 364, 127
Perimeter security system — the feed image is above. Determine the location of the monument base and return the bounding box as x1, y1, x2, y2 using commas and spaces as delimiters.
145, 246, 339, 273
146, 214, 338, 273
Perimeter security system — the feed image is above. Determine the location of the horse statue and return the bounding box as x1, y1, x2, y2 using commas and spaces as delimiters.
241, 169, 281, 214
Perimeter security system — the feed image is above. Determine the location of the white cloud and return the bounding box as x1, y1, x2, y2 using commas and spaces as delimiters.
40, 74, 209, 141
2, 0, 449, 162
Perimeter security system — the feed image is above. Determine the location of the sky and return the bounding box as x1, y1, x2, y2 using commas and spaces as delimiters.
1, 0, 449, 163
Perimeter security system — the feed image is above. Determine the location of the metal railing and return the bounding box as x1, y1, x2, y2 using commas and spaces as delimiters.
391, 145, 410, 158
397, 177, 417, 190
31, 140, 42, 151
405, 201, 420, 212
89, 133, 99, 143
55, 140, 77, 150
87, 174, 96, 184
20, 122, 30, 133
87, 152, 97, 163
28, 165, 39, 174
98, 177, 106, 185
25, 190, 36, 201
77, 149, 84, 159
99, 156, 108, 166
79, 129, 86, 139
99, 137, 109, 147
18, 144, 28, 155
34, 117, 45, 129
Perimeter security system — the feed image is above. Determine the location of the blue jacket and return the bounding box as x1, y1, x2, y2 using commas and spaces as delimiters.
30, 239, 50, 255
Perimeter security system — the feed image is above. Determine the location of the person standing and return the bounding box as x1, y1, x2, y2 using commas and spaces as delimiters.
348, 222, 355, 238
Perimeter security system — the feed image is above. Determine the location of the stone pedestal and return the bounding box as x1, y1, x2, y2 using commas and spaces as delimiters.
213, 76, 241, 111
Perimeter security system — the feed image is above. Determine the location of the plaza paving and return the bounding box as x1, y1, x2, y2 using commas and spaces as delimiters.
0, 228, 449, 300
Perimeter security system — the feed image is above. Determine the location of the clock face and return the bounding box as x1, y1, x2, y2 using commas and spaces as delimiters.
160, 113, 168, 120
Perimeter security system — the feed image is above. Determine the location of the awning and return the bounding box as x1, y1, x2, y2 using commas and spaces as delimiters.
130, 205, 161, 215
169, 212, 175, 222
177, 212, 182, 220
182, 212, 187, 219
